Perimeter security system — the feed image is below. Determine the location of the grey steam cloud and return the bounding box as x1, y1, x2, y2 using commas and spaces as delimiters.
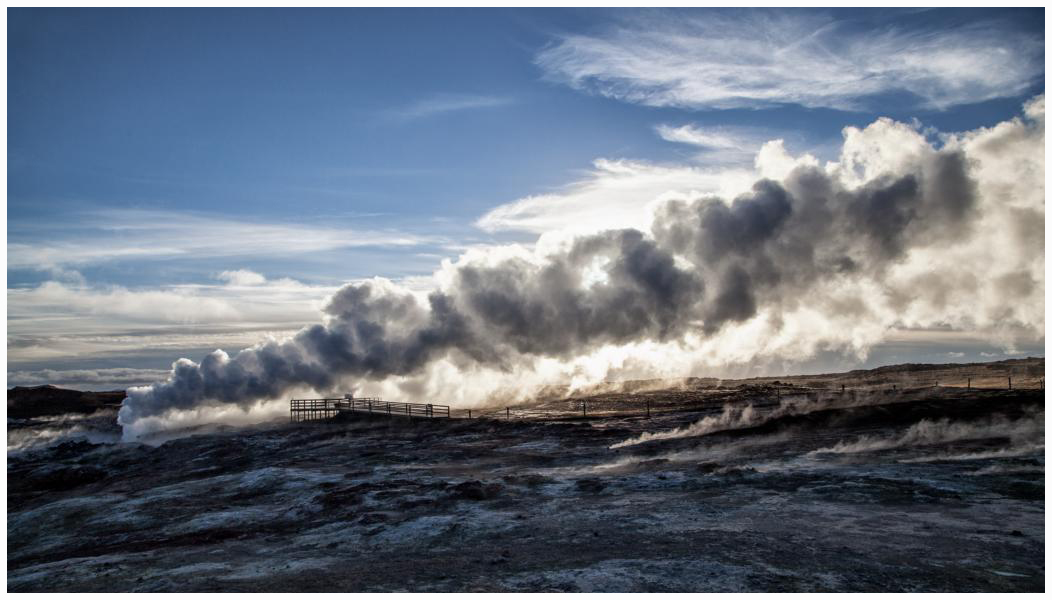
120, 149, 981, 428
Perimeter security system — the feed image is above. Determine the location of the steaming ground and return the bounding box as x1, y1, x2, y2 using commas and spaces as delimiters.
7, 364, 1044, 592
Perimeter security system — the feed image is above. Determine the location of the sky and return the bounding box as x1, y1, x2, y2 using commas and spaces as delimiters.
6, 8, 1046, 399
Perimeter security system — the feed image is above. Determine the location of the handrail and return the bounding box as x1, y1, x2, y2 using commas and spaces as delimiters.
292, 380, 1044, 424
290, 396, 451, 421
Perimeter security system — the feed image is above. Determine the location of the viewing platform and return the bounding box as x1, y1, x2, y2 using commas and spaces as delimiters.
289, 396, 451, 422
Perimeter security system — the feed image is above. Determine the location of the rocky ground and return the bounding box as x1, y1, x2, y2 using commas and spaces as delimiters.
6, 361, 1046, 592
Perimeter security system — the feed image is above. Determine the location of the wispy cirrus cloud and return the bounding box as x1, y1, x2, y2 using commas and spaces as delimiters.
655, 124, 801, 165
388, 93, 513, 120
8, 208, 446, 271
655, 124, 752, 150
536, 11, 1043, 111
7, 270, 342, 377
7, 271, 337, 333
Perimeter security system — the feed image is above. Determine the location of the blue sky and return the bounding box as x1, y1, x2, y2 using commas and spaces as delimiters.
7, 8, 1046, 389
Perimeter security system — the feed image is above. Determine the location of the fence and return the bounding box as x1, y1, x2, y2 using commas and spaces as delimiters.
290, 397, 450, 422
806, 376, 1043, 392
291, 376, 1043, 424
457, 378, 1045, 421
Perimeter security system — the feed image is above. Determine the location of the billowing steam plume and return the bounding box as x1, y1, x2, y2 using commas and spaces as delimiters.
120, 98, 1044, 436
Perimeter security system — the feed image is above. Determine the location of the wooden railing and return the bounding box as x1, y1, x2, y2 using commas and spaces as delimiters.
292, 379, 1043, 424
290, 397, 450, 422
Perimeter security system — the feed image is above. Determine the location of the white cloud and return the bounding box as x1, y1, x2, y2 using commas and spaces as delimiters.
656, 124, 748, 150
6, 274, 344, 372
476, 158, 756, 235
476, 122, 828, 236
9, 281, 243, 325
755, 139, 820, 181
7, 329, 306, 372
656, 124, 783, 166
7, 276, 339, 330
7, 209, 443, 271
388, 93, 513, 120
8, 368, 174, 389
536, 11, 1042, 111
216, 269, 267, 286
476, 137, 825, 236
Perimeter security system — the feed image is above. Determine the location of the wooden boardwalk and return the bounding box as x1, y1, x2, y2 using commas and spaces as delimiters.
290, 397, 450, 422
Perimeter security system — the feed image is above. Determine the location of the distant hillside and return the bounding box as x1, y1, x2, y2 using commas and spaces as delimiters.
836, 357, 1045, 378
550, 357, 1045, 398
781, 357, 1046, 388
7, 385, 125, 419
7, 357, 1043, 419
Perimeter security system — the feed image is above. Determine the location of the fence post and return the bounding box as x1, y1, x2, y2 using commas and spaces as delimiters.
583, 400, 587, 417
967, 377, 971, 389
1009, 377, 1012, 390
506, 407, 510, 420
468, 409, 472, 419
646, 399, 650, 419
841, 384, 845, 393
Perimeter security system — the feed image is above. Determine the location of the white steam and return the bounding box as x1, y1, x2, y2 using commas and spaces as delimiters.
808, 409, 1044, 457
610, 390, 914, 449
120, 97, 1045, 436
611, 403, 761, 449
